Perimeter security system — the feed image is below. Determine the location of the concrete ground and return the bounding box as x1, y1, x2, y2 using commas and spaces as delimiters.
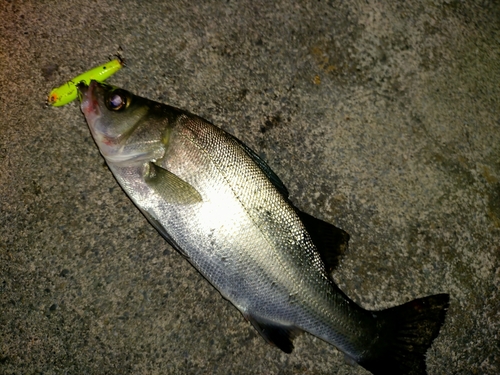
1, 1, 499, 374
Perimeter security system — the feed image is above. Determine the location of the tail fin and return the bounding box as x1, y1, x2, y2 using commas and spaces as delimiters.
359, 293, 450, 375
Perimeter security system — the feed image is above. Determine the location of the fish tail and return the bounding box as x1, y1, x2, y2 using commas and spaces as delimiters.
358, 293, 450, 375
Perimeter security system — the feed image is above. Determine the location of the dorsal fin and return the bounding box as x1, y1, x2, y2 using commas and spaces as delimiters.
228, 133, 289, 198
296, 209, 350, 274
229, 131, 349, 273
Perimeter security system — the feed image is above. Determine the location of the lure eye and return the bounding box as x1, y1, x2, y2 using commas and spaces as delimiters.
105, 89, 129, 111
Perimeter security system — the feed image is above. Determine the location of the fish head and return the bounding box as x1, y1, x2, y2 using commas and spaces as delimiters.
77, 80, 165, 165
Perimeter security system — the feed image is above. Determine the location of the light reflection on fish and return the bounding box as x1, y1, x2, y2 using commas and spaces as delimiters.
78, 80, 449, 375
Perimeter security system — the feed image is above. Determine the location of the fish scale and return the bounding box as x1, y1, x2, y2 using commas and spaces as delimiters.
170, 117, 335, 319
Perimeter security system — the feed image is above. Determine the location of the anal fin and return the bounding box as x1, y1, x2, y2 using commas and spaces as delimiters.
247, 315, 301, 354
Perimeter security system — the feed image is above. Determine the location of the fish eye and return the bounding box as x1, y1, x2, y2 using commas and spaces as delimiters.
105, 89, 130, 111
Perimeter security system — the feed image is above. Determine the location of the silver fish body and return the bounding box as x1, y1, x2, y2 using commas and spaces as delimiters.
78, 81, 449, 375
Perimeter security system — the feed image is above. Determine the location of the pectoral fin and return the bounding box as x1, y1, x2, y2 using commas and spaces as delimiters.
145, 162, 202, 205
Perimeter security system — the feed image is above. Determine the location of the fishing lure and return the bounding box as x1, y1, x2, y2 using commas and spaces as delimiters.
47, 58, 124, 107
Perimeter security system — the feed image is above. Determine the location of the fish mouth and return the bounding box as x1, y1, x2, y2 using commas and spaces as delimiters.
78, 80, 101, 121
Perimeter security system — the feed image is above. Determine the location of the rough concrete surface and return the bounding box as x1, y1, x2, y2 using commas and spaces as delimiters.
1, 1, 499, 374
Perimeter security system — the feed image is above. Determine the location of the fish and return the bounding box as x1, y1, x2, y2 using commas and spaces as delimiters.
77, 80, 449, 375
